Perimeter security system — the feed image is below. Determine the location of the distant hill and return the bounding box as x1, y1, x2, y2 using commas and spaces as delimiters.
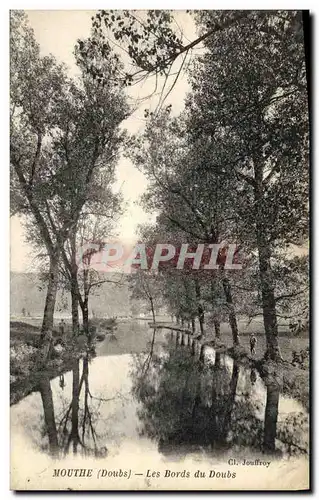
10, 272, 140, 318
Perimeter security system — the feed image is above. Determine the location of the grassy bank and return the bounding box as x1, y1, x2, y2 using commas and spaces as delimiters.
10, 321, 97, 405
207, 331, 309, 412
158, 324, 309, 412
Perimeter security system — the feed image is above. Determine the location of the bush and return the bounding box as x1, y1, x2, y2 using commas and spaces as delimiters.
10, 343, 36, 377
291, 347, 309, 370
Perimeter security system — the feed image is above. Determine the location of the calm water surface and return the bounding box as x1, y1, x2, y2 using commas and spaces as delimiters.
11, 321, 309, 463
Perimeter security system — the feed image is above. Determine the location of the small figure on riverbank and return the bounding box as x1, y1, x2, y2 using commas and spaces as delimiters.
59, 319, 66, 336
250, 334, 257, 356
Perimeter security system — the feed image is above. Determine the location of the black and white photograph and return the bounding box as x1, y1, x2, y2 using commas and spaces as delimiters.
9, 9, 310, 491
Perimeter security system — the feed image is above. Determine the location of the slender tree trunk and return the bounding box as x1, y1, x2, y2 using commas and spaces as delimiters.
219, 267, 240, 345
40, 254, 59, 357
80, 266, 91, 337
263, 384, 280, 452
191, 318, 196, 335
194, 279, 205, 336
176, 332, 180, 348
254, 170, 282, 361
211, 279, 221, 339
257, 231, 282, 361
81, 298, 89, 337
70, 231, 79, 336
191, 339, 196, 356
214, 320, 221, 339
215, 351, 221, 368
71, 276, 79, 337
39, 377, 59, 457
199, 344, 205, 363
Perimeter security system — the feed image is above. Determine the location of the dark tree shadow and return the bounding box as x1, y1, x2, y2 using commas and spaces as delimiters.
131, 341, 308, 459
38, 354, 108, 458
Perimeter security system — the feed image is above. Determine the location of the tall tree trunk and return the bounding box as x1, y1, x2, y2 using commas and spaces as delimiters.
194, 279, 205, 336
81, 298, 89, 337
191, 339, 196, 356
211, 279, 221, 339
199, 344, 206, 363
214, 320, 221, 339
40, 253, 59, 356
254, 170, 282, 361
39, 377, 59, 457
263, 384, 280, 452
176, 332, 180, 348
257, 231, 282, 361
70, 231, 79, 336
191, 318, 196, 335
219, 267, 240, 345
71, 279, 79, 336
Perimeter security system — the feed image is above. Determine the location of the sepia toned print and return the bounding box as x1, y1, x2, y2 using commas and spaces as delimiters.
10, 10, 309, 491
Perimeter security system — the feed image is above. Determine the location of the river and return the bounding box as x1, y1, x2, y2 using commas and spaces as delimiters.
10, 320, 309, 490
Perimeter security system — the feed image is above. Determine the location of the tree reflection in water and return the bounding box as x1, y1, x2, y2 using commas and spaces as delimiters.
131, 340, 308, 458
38, 354, 107, 458
37, 335, 308, 459
38, 378, 59, 457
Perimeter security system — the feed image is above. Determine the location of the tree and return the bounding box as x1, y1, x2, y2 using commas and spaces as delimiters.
128, 109, 242, 344
272, 254, 309, 326
82, 10, 308, 361
68, 214, 124, 336
143, 220, 214, 336
59, 171, 124, 337
129, 268, 161, 324
10, 11, 128, 356
79, 10, 252, 99
11, 11, 68, 351
185, 11, 308, 360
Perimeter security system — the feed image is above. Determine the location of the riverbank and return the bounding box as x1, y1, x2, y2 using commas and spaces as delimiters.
10, 319, 117, 405
209, 335, 309, 411
11, 320, 309, 412
11, 323, 88, 405
152, 323, 309, 412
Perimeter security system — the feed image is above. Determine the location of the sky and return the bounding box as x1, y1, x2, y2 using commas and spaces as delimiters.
10, 10, 198, 272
